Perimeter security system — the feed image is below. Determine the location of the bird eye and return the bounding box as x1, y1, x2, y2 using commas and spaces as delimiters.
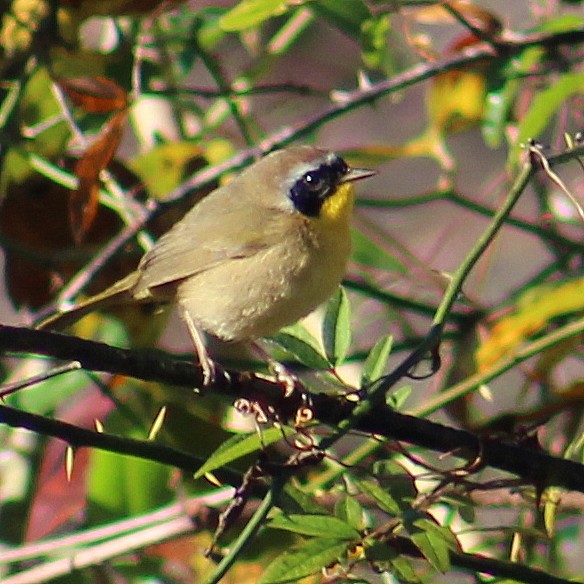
302, 171, 328, 195
289, 155, 349, 217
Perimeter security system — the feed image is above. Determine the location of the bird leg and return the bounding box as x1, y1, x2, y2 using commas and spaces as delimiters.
180, 307, 216, 386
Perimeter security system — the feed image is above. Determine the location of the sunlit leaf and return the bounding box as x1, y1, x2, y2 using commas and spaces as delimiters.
365, 541, 421, 582
360, 13, 392, 71
361, 334, 393, 387
268, 513, 359, 540
281, 484, 329, 516
271, 323, 329, 370
334, 495, 365, 532
482, 48, 541, 148
259, 537, 349, 584
407, 516, 459, 573
129, 139, 232, 200
88, 447, 173, 517
220, 0, 297, 31
355, 478, 400, 515
310, 0, 370, 39
536, 13, 584, 33
476, 278, 584, 371
513, 72, 584, 163
194, 427, 292, 478
428, 68, 486, 133
129, 142, 205, 199
386, 385, 412, 411
0, 0, 49, 57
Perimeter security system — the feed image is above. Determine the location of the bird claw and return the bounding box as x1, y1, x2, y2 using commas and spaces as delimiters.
200, 355, 217, 387
269, 360, 299, 398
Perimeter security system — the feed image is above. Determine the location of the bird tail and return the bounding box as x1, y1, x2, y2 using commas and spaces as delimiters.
36, 271, 141, 331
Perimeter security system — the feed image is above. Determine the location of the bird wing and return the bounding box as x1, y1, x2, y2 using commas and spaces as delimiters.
132, 201, 287, 296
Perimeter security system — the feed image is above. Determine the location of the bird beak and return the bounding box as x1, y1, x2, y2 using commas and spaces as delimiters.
341, 167, 377, 183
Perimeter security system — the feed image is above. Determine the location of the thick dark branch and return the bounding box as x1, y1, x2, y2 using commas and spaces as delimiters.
2, 325, 584, 494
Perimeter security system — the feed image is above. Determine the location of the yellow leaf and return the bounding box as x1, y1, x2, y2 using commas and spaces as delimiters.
476, 278, 584, 371
428, 69, 486, 133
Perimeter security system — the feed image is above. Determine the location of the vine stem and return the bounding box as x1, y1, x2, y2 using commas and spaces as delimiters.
432, 162, 533, 326
413, 315, 584, 417
316, 140, 584, 452
203, 475, 283, 584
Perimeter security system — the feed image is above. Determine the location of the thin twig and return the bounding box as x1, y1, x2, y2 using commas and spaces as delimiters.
0, 361, 81, 399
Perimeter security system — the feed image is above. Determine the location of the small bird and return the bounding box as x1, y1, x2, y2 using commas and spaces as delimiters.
38, 146, 375, 382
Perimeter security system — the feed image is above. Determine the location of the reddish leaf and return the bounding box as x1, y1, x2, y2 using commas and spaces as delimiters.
58, 77, 128, 114
70, 108, 128, 243
25, 389, 115, 541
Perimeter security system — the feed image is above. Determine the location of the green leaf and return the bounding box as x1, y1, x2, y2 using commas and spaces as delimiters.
351, 229, 406, 273
410, 531, 450, 573
537, 13, 584, 33
220, 0, 298, 31
513, 71, 584, 163
281, 484, 329, 515
482, 49, 541, 148
268, 513, 359, 540
360, 13, 392, 72
322, 287, 351, 366
482, 64, 519, 149
386, 385, 412, 411
88, 448, 172, 518
355, 478, 401, 515
408, 517, 459, 573
388, 554, 422, 582
194, 427, 291, 478
259, 537, 350, 584
310, 0, 371, 39
361, 334, 393, 387
365, 542, 421, 582
335, 495, 365, 532
129, 141, 204, 199
271, 322, 329, 370
370, 461, 417, 510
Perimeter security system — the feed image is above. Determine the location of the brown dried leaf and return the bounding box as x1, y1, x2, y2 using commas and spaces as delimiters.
70, 108, 128, 243
58, 76, 128, 113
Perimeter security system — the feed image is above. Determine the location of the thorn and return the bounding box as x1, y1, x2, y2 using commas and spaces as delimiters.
65, 446, 75, 483
148, 406, 167, 440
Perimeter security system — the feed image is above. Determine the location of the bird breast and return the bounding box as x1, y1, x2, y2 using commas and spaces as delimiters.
176, 216, 351, 342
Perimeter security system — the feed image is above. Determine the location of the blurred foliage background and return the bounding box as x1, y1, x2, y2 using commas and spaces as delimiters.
0, 0, 583, 582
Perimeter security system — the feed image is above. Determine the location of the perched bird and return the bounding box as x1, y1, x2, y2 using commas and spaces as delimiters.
38, 146, 375, 382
